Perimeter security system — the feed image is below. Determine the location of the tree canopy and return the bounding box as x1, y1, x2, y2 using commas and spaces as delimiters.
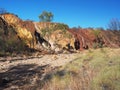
39, 11, 53, 22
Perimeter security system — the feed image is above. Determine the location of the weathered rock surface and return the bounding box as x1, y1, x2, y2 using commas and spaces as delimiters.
0, 13, 51, 50
68, 28, 120, 50
0, 13, 74, 52
0, 13, 120, 53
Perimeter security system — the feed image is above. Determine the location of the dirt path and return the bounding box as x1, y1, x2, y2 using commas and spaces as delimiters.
0, 53, 79, 72
0, 53, 80, 90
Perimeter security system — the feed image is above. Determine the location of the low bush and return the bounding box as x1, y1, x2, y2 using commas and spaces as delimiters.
0, 27, 27, 56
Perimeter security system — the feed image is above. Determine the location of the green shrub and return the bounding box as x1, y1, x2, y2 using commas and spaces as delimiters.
0, 27, 27, 56
92, 29, 101, 37
41, 23, 69, 38
54, 23, 69, 31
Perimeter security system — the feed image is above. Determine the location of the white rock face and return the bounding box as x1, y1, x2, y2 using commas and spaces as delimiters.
33, 22, 41, 34
42, 42, 50, 50
54, 47, 62, 53
49, 40, 56, 50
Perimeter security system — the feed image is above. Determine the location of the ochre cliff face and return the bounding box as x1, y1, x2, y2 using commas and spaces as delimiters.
0, 13, 120, 52
0, 13, 73, 50
48, 30, 74, 49
34, 22, 75, 50
1, 14, 20, 25
0, 14, 35, 47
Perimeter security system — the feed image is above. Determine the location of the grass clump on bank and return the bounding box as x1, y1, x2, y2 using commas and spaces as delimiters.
41, 48, 120, 90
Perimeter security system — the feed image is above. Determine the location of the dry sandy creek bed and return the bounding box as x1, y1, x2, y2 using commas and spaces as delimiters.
0, 53, 81, 90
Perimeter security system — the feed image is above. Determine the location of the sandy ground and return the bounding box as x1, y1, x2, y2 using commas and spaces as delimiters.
0, 53, 79, 72
0, 53, 82, 90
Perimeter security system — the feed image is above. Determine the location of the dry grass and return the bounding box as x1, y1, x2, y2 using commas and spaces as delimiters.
41, 48, 120, 90
1, 48, 119, 90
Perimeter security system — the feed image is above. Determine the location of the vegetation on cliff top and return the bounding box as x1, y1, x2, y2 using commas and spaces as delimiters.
39, 11, 54, 22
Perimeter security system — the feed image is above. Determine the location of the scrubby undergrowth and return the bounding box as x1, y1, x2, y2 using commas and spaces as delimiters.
42, 48, 120, 90
0, 48, 120, 90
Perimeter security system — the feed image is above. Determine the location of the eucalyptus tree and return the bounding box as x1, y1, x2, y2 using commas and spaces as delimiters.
39, 11, 53, 22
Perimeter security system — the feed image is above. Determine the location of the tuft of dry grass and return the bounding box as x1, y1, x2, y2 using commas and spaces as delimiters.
41, 48, 120, 90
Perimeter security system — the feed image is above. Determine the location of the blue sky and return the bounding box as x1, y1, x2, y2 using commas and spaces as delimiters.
0, 0, 120, 29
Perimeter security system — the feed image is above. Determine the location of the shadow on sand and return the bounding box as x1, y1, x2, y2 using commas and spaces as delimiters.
0, 64, 50, 90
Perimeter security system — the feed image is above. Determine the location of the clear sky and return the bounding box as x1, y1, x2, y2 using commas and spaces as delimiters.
0, 0, 120, 29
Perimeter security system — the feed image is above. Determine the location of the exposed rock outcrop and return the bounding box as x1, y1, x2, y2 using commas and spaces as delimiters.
68, 28, 120, 50
0, 13, 120, 53
0, 13, 51, 51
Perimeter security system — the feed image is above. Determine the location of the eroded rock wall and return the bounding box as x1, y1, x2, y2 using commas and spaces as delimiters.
0, 13, 51, 50
68, 29, 120, 50
1, 13, 120, 53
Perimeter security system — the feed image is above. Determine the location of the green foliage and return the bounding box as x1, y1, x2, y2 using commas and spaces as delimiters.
66, 33, 72, 39
93, 43, 98, 49
92, 29, 101, 37
41, 27, 53, 37
92, 30, 104, 49
0, 26, 26, 56
41, 23, 69, 38
54, 23, 69, 31
93, 42, 103, 49
91, 65, 120, 90
54, 23, 70, 37
90, 49, 120, 90
39, 11, 53, 22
